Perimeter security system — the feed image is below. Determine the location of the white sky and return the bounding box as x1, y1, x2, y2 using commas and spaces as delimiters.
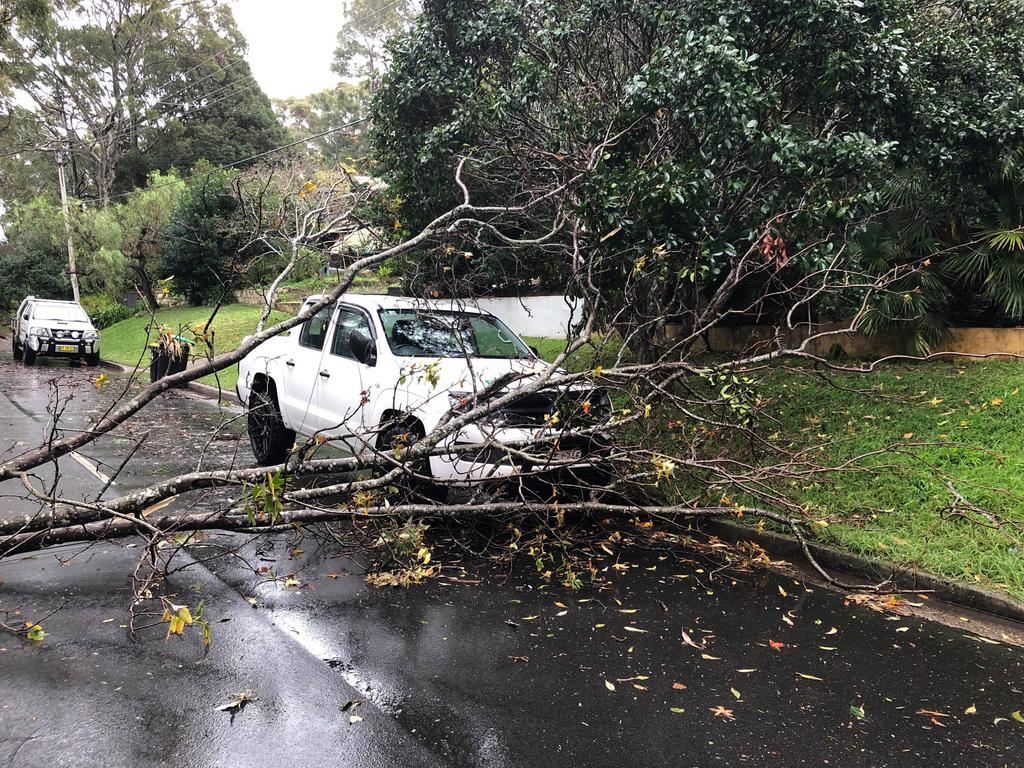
230, 0, 346, 99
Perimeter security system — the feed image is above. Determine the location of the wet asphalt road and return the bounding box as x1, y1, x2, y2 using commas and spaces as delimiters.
1, 349, 1023, 767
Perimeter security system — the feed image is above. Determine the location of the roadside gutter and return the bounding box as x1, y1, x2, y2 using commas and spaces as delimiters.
703, 518, 1024, 624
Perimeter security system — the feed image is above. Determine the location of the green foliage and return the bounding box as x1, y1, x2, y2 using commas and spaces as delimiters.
74, 205, 130, 296
113, 171, 187, 310
333, 0, 415, 84
81, 294, 135, 329
274, 83, 370, 165
160, 167, 246, 305
373, 0, 1024, 333
3, 1, 285, 204
0, 197, 69, 308
133, 51, 287, 187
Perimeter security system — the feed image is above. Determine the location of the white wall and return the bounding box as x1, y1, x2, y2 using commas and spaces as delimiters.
441, 295, 579, 338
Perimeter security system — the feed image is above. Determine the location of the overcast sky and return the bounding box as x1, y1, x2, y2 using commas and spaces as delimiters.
230, 0, 346, 100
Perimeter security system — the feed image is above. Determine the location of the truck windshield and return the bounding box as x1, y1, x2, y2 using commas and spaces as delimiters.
33, 304, 89, 322
379, 310, 532, 359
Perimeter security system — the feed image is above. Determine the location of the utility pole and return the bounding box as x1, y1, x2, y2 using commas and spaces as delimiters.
55, 147, 80, 303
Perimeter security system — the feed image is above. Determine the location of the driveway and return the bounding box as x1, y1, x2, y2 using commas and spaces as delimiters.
0, 349, 1022, 767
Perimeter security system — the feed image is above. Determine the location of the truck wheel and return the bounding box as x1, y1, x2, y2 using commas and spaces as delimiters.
85, 352, 100, 367
376, 418, 447, 503
248, 387, 294, 466
23, 347, 36, 366
12, 337, 22, 360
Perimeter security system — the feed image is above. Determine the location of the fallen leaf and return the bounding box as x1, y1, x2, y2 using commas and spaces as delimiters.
217, 690, 256, 714
778, 585, 788, 598
796, 673, 823, 681
555, 610, 568, 617
1012, 711, 1024, 723
850, 704, 866, 720
623, 626, 648, 633
769, 639, 784, 650
964, 704, 977, 715
339, 699, 365, 713
825, 627, 838, 636
736, 668, 758, 673
672, 682, 687, 690
669, 707, 686, 714
709, 705, 735, 720
681, 630, 705, 649
604, 679, 616, 691
349, 715, 363, 724
701, 653, 720, 660
916, 709, 949, 718
730, 688, 741, 700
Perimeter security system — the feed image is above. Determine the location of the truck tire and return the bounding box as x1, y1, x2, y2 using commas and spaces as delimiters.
375, 417, 447, 503
248, 386, 294, 466
23, 347, 36, 366
12, 337, 22, 360
85, 352, 100, 367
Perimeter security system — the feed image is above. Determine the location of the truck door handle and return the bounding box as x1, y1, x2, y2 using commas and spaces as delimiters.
285, 359, 295, 367
319, 369, 330, 378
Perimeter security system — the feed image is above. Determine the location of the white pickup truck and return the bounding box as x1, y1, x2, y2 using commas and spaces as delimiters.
236, 294, 610, 489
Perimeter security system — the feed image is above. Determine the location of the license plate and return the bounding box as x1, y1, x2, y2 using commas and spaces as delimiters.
56, 344, 77, 353
554, 448, 583, 462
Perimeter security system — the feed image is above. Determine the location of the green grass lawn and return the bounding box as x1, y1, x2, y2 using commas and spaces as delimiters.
100, 304, 289, 391
528, 338, 1024, 597
754, 361, 1024, 598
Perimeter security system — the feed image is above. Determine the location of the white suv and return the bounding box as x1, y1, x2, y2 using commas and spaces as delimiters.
12, 296, 100, 366
237, 294, 609, 489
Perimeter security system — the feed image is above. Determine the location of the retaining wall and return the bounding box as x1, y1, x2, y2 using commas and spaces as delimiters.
686, 322, 1024, 360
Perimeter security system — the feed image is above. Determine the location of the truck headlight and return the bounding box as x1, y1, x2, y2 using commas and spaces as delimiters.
448, 391, 474, 411
29, 327, 50, 338
84, 329, 99, 341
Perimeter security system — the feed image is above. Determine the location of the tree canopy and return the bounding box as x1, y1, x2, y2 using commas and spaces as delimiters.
1, 0, 285, 205
372, 0, 1024, 343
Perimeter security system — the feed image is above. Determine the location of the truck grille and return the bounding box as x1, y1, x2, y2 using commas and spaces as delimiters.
499, 388, 610, 428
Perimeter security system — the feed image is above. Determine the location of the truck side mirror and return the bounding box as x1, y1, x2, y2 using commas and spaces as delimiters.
350, 329, 377, 367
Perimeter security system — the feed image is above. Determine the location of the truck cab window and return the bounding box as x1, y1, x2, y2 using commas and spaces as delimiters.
298, 305, 332, 350
330, 309, 371, 360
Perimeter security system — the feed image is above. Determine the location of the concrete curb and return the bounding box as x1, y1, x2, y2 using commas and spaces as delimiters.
187, 380, 241, 406
99, 358, 241, 405
703, 518, 1024, 624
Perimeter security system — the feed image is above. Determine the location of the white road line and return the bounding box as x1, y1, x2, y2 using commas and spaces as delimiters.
70, 451, 114, 486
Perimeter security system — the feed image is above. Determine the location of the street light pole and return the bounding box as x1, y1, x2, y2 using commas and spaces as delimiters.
55, 147, 80, 303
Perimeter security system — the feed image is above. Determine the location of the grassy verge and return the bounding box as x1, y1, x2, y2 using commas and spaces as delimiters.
755, 361, 1024, 598
528, 338, 1024, 598
100, 304, 289, 392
